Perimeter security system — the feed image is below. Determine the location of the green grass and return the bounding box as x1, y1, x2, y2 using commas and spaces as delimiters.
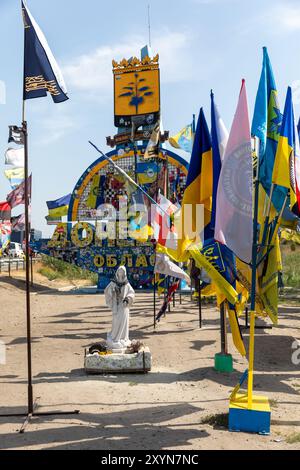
286, 432, 300, 444
281, 243, 300, 289
38, 255, 97, 284
201, 413, 228, 427
269, 399, 279, 409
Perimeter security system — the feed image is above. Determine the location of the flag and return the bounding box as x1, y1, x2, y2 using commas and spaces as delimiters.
294, 122, 300, 216
177, 108, 212, 260
272, 87, 298, 213
189, 246, 239, 305
128, 189, 150, 241
144, 120, 160, 159
169, 124, 194, 153
153, 193, 178, 252
4, 167, 25, 189
156, 280, 180, 322
47, 194, 71, 218
11, 214, 26, 232
136, 162, 159, 185
210, 91, 229, 231
215, 80, 253, 264
5, 147, 25, 167
22, 1, 68, 103
0, 202, 11, 221
251, 47, 286, 212
7, 175, 32, 209
258, 234, 281, 325
0, 222, 12, 255
86, 175, 106, 209
227, 304, 246, 357
8, 126, 24, 145
154, 253, 191, 284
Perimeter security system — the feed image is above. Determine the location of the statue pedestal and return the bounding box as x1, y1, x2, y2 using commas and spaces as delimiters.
84, 347, 152, 374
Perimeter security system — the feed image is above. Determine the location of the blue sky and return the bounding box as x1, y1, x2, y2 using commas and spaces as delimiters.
1, 0, 300, 236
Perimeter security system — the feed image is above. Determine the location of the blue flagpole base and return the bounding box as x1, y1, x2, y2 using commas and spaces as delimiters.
229, 393, 271, 435
214, 353, 233, 372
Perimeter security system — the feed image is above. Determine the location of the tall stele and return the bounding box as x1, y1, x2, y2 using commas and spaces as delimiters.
113, 54, 160, 128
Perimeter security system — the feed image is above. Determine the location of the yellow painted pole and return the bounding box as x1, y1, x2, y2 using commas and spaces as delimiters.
247, 310, 256, 408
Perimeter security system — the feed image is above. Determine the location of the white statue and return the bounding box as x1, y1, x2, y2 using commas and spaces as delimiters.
105, 266, 135, 351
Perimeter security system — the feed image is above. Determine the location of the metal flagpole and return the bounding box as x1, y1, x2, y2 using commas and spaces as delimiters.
198, 275, 202, 329
23, 114, 34, 417
248, 137, 260, 409
220, 301, 227, 354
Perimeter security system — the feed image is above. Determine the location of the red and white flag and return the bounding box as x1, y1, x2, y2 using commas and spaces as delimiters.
11, 214, 26, 232
7, 175, 32, 209
215, 80, 253, 264
152, 193, 179, 250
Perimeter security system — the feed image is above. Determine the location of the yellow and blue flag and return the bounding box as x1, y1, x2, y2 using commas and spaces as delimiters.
169, 124, 194, 153
252, 47, 286, 212
47, 194, 71, 218
4, 167, 25, 190
22, 1, 68, 103
86, 174, 106, 209
272, 87, 297, 212
176, 108, 213, 260
136, 162, 159, 185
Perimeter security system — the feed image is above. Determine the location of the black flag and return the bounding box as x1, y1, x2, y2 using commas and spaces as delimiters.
22, 1, 68, 103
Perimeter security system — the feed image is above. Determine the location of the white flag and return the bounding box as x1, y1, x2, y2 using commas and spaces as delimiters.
155, 253, 191, 284
215, 80, 253, 264
5, 147, 25, 167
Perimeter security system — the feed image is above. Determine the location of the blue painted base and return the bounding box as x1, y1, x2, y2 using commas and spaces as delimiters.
229, 394, 271, 435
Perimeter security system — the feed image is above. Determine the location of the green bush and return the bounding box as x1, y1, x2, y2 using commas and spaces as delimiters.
38, 255, 97, 284
281, 249, 300, 288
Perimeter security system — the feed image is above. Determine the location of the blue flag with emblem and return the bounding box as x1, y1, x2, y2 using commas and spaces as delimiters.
251, 47, 287, 212
22, 1, 68, 103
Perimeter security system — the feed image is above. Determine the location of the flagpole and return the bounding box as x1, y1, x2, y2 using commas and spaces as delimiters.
22, 1, 34, 414
22, 113, 34, 417
248, 136, 260, 409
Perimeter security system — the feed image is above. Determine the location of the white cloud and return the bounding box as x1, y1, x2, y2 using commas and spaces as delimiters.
36, 108, 76, 146
63, 30, 194, 98
31, 103, 79, 146
259, 2, 300, 33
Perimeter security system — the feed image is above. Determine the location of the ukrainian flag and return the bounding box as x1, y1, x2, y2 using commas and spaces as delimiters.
47, 194, 71, 218
137, 162, 159, 185
176, 108, 213, 260
252, 47, 287, 213
272, 87, 297, 211
169, 124, 194, 153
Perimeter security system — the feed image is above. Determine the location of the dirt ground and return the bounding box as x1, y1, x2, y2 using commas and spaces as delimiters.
0, 271, 300, 450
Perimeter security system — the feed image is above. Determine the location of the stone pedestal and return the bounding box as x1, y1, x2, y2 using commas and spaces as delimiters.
84, 347, 152, 374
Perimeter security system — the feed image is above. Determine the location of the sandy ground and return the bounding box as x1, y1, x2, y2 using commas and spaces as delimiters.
0, 271, 300, 451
